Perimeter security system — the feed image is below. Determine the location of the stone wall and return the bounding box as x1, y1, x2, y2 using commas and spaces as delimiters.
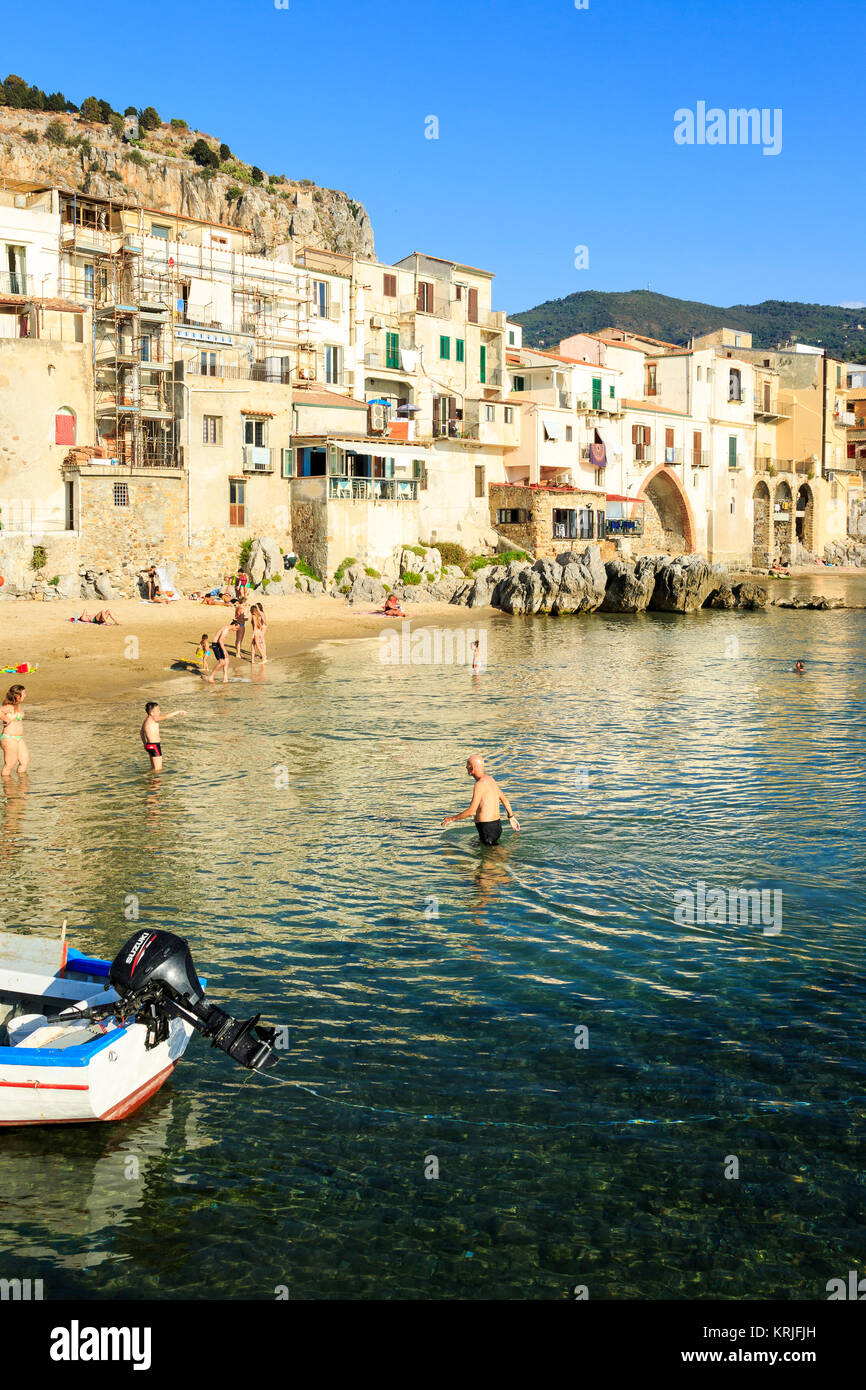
488, 484, 613, 560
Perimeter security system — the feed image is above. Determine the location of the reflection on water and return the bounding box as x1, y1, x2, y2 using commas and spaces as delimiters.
1, 599, 865, 1299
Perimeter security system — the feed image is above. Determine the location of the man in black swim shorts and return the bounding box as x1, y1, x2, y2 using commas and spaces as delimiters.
441, 754, 520, 844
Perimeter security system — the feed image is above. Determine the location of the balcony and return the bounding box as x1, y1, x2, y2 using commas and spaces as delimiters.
187, 360, 292, 385
633, 446, 654, 464
662, 448, 684, 465
690, 450, 710, 468
328, 477, 418, 501
242, 446, 275, 474
835, 411, 857, 427
605, 517, 644, 538
0, 270, 29, 296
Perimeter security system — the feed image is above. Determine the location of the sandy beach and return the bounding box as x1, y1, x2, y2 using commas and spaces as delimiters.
0, 593, 487, 707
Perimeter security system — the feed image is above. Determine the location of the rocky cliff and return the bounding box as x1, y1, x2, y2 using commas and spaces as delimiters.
0, 107, 375, 258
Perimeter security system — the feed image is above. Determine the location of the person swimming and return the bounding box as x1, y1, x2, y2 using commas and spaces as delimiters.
794, 660, 805, 673
0, 684, 29, 778
441, 754, 520, 846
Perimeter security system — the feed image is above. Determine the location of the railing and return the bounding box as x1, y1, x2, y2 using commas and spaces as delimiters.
754, 394, 781, 416
187, 360, 292, 385
728, 454, 742, 469
634, 446, 654, 463
0, 270, 29, 296
242, 446, 275, 473
605, 517, 644, 537
690, 450, 710, 467
835, 411, 857, 427
662, 448, 684, 465
328, 476, 418, 501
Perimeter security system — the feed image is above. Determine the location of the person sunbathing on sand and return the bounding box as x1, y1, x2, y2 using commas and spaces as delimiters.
377, 593, 406, 617
74, 609, 119, 625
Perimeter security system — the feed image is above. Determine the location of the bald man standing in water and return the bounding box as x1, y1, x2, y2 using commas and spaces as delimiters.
441, 755, 520, 845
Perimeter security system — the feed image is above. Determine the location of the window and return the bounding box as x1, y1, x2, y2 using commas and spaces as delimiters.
665, 427, 675, 464
508, 330, 516, 346
65, 480, 75, 531
456, 338, 465, 363
632, 423, 651, 460
734, 334, 741, 347
383, 273, 397, 298
609, 383, 615, 398
480, 345, 487, 384
512, 374, 525, 393
203, 415, 222, 445
200, 351, 217, 377
312, 280, 328, 317
54, 408, 76, 446
595, 469, 604, 487
83, 263, 94, 300
455, 285, 463, 301
412, 459, 428, 489
497, 508, 527, 525
505, 407, 514, 424
113, 482, 129, 507
6, 245, 26, 294
439, 335, 450, 360
416, 280, 434, 313
386, 331, 400, 370
565, 426, 573, 442
728, 436, 738, 468
836, 364, 842, 388
468, 287, 479, 324
244, 418, 267, 447
692, 430, 703, 465
728, 368, 742, 402
281, 448, 296, 478
324, 345, 343, 384
475, 465, 486, 498
229, 479, 246, 526
485, 405, 495, 422
696, 365, 702, 381
646, 363, 657, 396
592, 377, 602, 409
151, 224, 170, 240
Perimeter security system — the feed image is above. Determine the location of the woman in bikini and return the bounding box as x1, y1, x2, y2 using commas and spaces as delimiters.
1, 684, 30, 778
75, 609, 119, 625
250, 604, 268, 665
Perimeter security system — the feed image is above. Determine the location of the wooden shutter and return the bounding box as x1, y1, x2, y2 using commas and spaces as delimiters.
55, 412, 75, 445
632, 424, 638, 445
468, 287, 478, 323
383, 273, 396, 298
665, 428, 674, 448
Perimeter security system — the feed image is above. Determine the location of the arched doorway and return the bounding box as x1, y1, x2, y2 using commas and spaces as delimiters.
752, 480, 771, 566
638, 466, 696, 555
795, 483, 814, 550
773, 481, 793, 560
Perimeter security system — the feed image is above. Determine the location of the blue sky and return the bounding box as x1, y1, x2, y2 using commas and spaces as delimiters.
6, 0, 864, 315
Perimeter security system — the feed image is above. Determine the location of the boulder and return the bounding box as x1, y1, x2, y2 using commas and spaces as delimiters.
94, 573, 115, 601
649, 555, 717, 613
466, 577, 494, 608
54, 573, 79, 601
731, 582, 768, 610
600, 557, 657, 613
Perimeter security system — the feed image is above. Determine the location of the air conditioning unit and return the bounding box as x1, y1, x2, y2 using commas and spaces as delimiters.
297, 366, 316, 381
370, 315, 385, 330
329, 302, 341, 320
368, 404, 387, 434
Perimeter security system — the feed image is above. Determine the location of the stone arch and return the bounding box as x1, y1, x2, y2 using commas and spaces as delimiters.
773, 479, 794, 560
795, 482, 814, 551
637, 464, 696, 555
752, 479, 771, 566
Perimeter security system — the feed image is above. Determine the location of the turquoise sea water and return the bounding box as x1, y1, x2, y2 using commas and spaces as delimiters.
0, 594, 864, 1300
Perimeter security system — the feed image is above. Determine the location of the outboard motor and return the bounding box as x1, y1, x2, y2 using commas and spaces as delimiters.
66, 930, 279, 1072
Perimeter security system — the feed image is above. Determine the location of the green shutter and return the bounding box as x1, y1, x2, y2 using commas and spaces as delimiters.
386, 332, 400, 370
281, 448, 295, 478
592, 377, 602, 409
456, 338, 464, 362
480, 345, 487, 384
609, 383, 615, 398
729, 436, 737, 468
440, 336, 450, 360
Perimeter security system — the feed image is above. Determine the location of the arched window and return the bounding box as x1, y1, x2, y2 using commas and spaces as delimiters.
55, 407, 76, 446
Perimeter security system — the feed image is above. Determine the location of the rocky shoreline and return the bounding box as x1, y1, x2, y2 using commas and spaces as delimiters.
2, 540, 860, 614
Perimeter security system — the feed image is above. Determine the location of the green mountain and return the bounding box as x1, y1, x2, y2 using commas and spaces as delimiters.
510, 289, 866, 362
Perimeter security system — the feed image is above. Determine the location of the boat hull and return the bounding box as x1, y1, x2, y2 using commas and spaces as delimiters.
0, 1017, 194, 1126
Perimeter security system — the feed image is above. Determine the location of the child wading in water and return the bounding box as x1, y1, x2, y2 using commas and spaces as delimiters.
140, 702, 187, 773
1, 684, 30, 778
195, 634, 212, 679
